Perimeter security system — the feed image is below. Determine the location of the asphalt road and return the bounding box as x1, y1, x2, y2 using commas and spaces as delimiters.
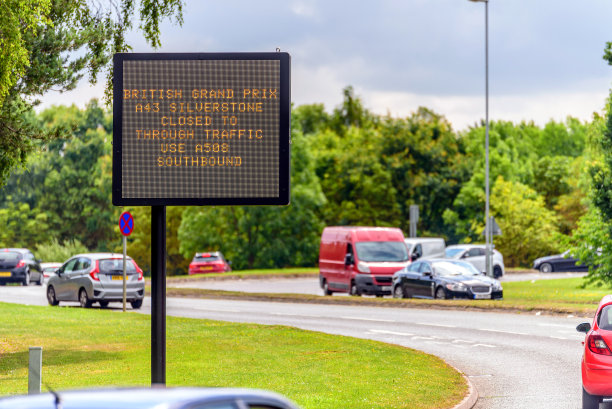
0, 282, 599, 409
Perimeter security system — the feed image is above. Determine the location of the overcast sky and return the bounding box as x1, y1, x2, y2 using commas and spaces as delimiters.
40, 0, 612, 131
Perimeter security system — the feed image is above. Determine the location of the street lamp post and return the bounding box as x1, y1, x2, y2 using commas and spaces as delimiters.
469, 0, 492, 277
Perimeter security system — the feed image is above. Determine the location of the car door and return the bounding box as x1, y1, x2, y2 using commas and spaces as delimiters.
415, 262, 436, 298
399, 262, 422, 297
55, 258, 78, 300
462, 247, 486, 273
25, 252, 42, 282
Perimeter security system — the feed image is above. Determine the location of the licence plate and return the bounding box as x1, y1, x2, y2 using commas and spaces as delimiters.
0, 272, 11, 277
474, 293, 491, 299
112, 275, 125, 281
200, 266, 213, 270
382, 286, 392, 291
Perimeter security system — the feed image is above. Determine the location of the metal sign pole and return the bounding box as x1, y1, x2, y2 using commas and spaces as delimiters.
151, 205, 166, 386
123, 235, 127, 312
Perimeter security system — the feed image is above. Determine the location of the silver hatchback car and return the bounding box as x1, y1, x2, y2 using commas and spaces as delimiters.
46, 253, 145, 309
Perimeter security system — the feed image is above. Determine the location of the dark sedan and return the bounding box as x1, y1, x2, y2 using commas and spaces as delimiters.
532, 250, 590, 273
0, 248, 42, 286
391, 259, 503, 300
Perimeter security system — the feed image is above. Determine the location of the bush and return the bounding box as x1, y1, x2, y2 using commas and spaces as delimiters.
35, 238, 89, 263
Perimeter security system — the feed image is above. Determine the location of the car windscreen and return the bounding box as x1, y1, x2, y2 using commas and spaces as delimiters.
433, 261, 479, 276
99, 259, 136, 274
444, 248, 464, 258
355, 241, 409, 262
0, 252, 22, 262
598, 305, 612, 330
446, 261, 481, 276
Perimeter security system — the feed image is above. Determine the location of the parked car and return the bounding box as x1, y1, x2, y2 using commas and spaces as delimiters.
404, 237, 446, 261
391, 259, 503, 300
319, 226, 411, 297
188, 252, 232, 274
0, 387, 302, 409
0, 248, 42, 286
444, 244, 505, 278
576, 295, 612, 408
533, 250, 589, 273
46, 253, 145, 309
40, 262, 62, 281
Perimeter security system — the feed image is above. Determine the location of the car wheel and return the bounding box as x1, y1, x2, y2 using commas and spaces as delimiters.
349, 281, 361, 297
21, 270, 30, 286
99, 300, 109, 308
46, 286, 59, 306
393, 285, 406, 299
434, 286, 447, 299
540, 263, 553, 273
493, 265, 502, 278
36, 273, 43, 286
582, 387, 601, 409
130, 299, 143, 309
79, 289, 92, 308
322, 280, 333, 296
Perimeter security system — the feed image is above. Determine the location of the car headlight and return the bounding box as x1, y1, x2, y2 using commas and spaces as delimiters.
492, 282, 503, 291
357, 261, 370, 273
445, 283, 467, 292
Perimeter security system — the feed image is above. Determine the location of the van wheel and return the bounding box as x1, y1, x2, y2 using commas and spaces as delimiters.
131, 299, 143, 309
322, 280, 333, 296
350, 281, 361, 297
493, 265, 503, 278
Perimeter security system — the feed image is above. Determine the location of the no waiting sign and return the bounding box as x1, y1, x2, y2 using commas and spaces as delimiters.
112, 52, 291, 207
119, 211, 134, 236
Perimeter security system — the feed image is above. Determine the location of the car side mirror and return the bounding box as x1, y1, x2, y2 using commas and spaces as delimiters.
576, 322, 591, 333
411, 254, 418, 261
344, 254, 354, 266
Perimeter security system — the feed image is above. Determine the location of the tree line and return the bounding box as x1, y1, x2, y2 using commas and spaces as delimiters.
0, 86, 598, 274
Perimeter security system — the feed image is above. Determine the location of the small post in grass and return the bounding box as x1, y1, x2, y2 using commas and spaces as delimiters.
28, 347, 42, 394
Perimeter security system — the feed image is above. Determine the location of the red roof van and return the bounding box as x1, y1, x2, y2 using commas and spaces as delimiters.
318, 226, 410, 296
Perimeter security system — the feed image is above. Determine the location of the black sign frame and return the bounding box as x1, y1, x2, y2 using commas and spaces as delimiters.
112, 52, 291, 206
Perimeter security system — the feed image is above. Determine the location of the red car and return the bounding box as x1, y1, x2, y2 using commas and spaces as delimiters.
188, 252, 231, 275
577, 294, 612, 408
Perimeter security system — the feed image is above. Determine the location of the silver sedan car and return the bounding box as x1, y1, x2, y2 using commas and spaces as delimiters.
0, 387, 302, 409
46, 253, 145, 309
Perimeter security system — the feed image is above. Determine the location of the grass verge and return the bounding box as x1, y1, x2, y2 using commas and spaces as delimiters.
0, 302, 466, 409
159, 277, 611, 317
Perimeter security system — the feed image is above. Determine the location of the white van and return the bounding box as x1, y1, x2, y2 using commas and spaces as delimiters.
404, 237, 446, 261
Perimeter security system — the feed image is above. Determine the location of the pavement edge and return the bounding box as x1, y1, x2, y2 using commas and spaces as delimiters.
451, 372, 478, 409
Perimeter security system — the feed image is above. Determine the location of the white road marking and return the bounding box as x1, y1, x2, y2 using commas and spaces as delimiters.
340, 316, 396, 322
368, 329, 415, 336
416, 322, 457, 328
479, 328, 528, 336
472, 343, 496, 348
271, 312, 324, 318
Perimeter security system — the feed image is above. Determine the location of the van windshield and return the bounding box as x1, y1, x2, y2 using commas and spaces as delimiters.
355, 242, 409, 262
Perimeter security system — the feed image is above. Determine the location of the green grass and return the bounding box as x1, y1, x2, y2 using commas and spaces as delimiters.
0, 302, 465, 409
161, 276, 612, 317
165, 268, 319, 281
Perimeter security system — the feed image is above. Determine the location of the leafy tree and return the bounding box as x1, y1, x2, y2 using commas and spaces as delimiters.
489, 177, 561, 267
35, 238, 88, 264
0, 0, 184, 187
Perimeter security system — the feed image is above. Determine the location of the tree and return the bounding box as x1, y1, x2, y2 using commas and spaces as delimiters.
489, 177, 561, 267
0, 0, 184, 187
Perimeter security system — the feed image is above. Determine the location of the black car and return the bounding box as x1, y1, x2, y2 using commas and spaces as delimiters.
532, 250, 589, 273
0, 248, 43, 286
391, 259, 503, 300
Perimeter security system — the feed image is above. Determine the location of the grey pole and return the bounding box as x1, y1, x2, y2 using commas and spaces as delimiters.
469, 0, 492, 277
123, 235, 127, 312
151, 205, 166, 386
28, 347, 42, 394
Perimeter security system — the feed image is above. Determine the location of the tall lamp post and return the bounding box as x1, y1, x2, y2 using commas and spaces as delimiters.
469, 0, 492, 277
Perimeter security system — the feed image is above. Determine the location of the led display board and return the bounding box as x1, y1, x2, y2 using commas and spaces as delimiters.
112, 52, 291, 206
